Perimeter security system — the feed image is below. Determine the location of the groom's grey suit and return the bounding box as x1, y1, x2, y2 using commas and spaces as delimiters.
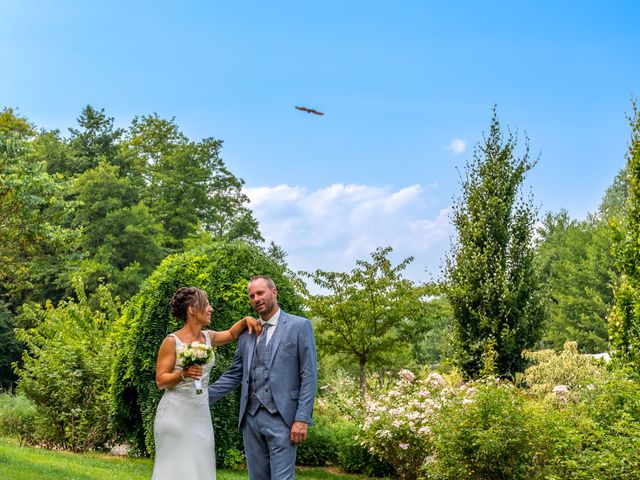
209, 310, 318, 480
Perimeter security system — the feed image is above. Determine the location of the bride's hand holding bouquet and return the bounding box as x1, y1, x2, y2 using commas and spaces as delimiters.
177, 342, 215, 394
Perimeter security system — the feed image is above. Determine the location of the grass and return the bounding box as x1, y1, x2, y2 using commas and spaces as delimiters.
0, 437, 371, 480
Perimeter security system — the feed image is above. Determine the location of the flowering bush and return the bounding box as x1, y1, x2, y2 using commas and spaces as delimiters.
358, 369, 465, 479
523, 341, 605, 401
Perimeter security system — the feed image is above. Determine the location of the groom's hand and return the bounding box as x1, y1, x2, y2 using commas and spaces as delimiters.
290, 421, 308, 445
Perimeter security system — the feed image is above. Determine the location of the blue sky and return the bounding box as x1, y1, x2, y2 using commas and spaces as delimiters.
2, 1, 639, 284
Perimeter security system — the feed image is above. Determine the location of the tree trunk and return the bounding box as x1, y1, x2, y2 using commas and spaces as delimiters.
359, 356, 366, 397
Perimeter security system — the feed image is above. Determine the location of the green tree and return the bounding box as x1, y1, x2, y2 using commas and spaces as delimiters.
305, 247, 427, 396
67, 161, 165, 298
445, 109, 545, 379
0, 108, 75, 308
609, 100, 640, 366
535, 210, 614, 353
128, 114, 262, 248
66, 105, 125, 174
110, 241, 303, 460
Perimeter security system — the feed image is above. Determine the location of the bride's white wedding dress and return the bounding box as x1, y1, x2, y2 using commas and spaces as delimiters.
152, 331, 216, 480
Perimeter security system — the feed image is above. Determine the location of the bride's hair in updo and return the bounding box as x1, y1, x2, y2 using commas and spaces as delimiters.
169, 287, 209, 321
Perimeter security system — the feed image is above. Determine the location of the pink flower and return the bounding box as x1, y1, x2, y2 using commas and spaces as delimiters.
399, 369, 415, 382
399, 443, 409, 450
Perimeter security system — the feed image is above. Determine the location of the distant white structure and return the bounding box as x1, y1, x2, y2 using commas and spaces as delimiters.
587, 352, 611, 362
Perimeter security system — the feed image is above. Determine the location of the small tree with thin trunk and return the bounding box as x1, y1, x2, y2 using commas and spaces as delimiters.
305, 247, 426, 396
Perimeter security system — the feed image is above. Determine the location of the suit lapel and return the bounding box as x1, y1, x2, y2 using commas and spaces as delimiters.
246, 332, 257, 369
267, 311, 287, 369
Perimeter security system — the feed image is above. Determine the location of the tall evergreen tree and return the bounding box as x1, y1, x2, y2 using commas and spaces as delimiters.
609, 101, 640, 366
445, 109, 545, 379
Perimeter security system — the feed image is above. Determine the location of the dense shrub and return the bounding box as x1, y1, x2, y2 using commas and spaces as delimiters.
570, 373, 640, 478
0, 393, 37, 446
354, 363, 640, 480
429, 381, 537, 480
296, 415, 338, 467
110, 241, 304, 463
334, 419, 394, 477
13, 284, 119, 451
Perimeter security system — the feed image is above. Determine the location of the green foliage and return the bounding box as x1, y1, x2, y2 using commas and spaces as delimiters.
128, 114, 262, 247
522, 341, 606, 399
110, 241, 304, 460
305, 246, 428, 395
0, 393, 37, 446
0, 309, 21, 390
610, 100, 640, 367
535, 210, 614, 353
429, 382, 537, 480
1, 105, 263, 308
333, 420, 394, 478
0, 108, 76, 308
445, 109, 545, 379
408, 294, 454, 366
13, 283, 121, 451
297, 415, 338, 467
222, 447, 245, 470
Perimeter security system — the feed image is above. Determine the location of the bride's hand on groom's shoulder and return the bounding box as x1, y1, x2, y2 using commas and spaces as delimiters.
244, 316, 262, 335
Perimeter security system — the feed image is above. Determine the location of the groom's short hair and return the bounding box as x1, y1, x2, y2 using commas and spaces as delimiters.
248, 275, 276, 290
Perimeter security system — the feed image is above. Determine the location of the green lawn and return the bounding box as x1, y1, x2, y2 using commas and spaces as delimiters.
0, 437, 371, 480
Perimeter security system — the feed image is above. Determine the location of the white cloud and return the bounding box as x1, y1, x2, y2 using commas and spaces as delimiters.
448, 138, 467, 155
244, 183, 453, 287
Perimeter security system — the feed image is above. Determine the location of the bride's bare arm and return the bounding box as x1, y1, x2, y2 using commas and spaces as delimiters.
212, 317, 262, 346
155, 337, 201, 389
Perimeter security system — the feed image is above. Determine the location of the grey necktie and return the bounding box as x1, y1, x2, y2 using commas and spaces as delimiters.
255, 323, 271, 357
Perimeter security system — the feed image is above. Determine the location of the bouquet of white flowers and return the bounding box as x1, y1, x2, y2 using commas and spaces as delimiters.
176, 341, 215, 394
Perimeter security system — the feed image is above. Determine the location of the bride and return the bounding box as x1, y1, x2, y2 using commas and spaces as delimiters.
152, 286, 261, 480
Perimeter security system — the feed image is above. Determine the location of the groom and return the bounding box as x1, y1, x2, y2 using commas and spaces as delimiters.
209, 275, 318, 480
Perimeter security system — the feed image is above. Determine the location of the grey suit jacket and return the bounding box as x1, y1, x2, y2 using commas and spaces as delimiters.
208, 310, 318, 429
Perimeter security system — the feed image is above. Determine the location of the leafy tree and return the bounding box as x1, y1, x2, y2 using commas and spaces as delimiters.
535, 210, 614, 353
445, 109, 545, 379
66, 105, 125, 174
110, 241, 303, 461
0, 109, 75, 308
128, 114, 262, 247
305, 247, 427, 396
600, 169, 628, 222
66, 161, 165, 298
609, 100, 640, 366
408, 293, 454, 366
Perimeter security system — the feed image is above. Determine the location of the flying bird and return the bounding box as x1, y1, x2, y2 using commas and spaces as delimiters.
295, 106, 324, 116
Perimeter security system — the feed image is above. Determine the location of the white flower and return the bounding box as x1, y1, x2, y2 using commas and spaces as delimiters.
399, 369, 415, 382
552, 384, 569, 394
